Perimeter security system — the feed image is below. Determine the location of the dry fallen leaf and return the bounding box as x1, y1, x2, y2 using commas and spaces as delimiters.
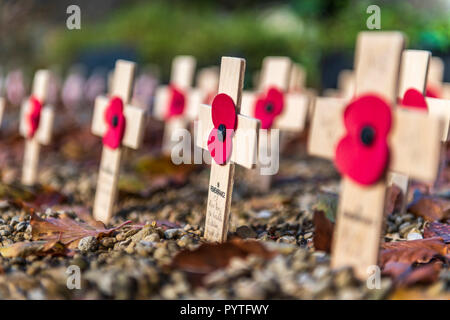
380, 237, 449, 286
171, 238, 276, 285
390, 287, 450, 300
408, 195, 450, 221
0, 240, 71, 258
313, 210, 334, 253
30, 212, 132, 249
424, 221, 450, 243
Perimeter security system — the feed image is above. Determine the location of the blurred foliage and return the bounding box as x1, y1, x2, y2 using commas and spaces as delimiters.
13, 0, 450, 87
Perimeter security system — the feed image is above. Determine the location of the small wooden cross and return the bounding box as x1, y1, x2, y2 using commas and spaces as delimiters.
389, 50, 450, 212
240, 57, 310, 191
91, 60, 146, 223
196, 57, 260, 242
308, 32, 444, 279
196, 66, 219, 105
19, 70, 55, 186
154, 56, 204, 154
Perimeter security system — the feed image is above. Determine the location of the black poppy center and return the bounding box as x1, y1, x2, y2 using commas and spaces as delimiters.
218, 124, 227, 142
112, 115, 119, 128
265, 102, 274, 113
360, 125, 375, 146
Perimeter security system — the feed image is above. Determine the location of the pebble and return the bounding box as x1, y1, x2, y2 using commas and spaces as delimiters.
407, 232, 423, 240
164, 228, 182, 240
236, 225, 257, 239
277, 235, 296, 244
256, 210, 272, 219
16, 221, 28, 232
78, 236, 98, 252
143, 233, 160, 242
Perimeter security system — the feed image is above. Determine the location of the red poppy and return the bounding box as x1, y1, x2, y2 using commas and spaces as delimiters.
103, 96, 126, 149
334, 94, 392, 185
400, 88, 427, 111
207, 93, 236, 165
165, 84, 186, 119
253, 87, 284, 129
27, 95, 42, 138
426, 85, 441, 99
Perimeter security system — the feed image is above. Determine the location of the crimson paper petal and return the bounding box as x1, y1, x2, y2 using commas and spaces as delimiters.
166, 85, 186, 119
254, 87, 284, 129
102, 96, 126, 149
401, 88, 428, 111
207, 128, 234, 165
27, 96, 42, 138
211, 93, 236, 130
335, 94, 392, 185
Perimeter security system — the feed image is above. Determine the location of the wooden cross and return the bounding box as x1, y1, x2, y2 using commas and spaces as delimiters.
154, 56, 204, 154
196, 57, 260, 242
19, 70, 55, 186
240, 57, 310, 191
308, 32, 444, 279
389, 50, 450, 212
196, 66, 219, 105
91, 60, 146, 223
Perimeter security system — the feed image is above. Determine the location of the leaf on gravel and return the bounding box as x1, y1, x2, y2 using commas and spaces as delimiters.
408, 194, 450, 221
171, 238, 276, 285
390, 287, 450, 300
380, 237, 448, 266
0, 183, 66, 211
312, 210, 334, 253
135, 154, 196, 184
0, 240, 72, 258
30, 212, 132, 249
424, 221, 450, 243
380, 237, 449, 286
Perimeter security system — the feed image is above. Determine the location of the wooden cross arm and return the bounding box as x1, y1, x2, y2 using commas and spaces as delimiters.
19, 100, 54, 145
241, 91, 309, 132
91, 95, 146, 149
196, 104, 260, 169
308, 97, 444, 182
153, 86, 204, 121
426, 97, 450, 141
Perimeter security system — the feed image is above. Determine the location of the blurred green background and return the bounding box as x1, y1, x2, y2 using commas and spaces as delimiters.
1, 0, 449, 89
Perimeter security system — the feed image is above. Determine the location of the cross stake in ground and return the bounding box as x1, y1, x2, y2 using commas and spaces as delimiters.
154, 56, 205, 154
196, 56, 260, 242
240, 57, 310, 191
91, 60, 146, 224
19, 70, 55, 186
308, 32, 444, 279
0, 97, 4, 127
389, 50, 450, 212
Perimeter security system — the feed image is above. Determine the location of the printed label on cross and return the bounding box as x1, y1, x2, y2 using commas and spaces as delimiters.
196, 56, 260, 242
240, 57, 310, 191
153, 56, 205, 154
91, 60, 146, 224
308, 32, 444, 279
19, 70, 55, 186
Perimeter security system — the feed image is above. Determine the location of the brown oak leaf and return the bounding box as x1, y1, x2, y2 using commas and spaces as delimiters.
30, 212, 131, 249
424, 221, 450, 243
408, 195, 450, 221
312, 210, 334, 253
